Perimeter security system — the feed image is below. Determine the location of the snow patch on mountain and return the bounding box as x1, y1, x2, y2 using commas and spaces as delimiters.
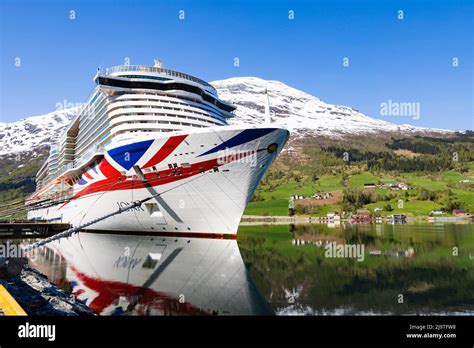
0, 108, 79, 156
211, 77, 449, 136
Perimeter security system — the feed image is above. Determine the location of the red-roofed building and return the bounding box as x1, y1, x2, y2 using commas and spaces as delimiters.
452, 209, 468, 216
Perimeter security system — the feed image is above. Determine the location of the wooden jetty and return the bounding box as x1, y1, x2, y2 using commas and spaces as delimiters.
0, 285, 27, 316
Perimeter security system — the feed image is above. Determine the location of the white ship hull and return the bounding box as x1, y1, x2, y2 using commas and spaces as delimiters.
28, 126, 289, 236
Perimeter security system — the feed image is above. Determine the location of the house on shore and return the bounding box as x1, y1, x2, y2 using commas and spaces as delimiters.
313, 192, 333, 200
397, 183, 409, 190
430, 210, 445, 215
290, 194, 305, 200
381, 183, 394, 188
390, 214, 407, 223
326, 212, 341, 220
356, 209, 371, 216
453, 209, 468, 216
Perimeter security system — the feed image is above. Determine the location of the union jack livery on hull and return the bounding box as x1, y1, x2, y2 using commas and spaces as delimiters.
26, 63, 289, 236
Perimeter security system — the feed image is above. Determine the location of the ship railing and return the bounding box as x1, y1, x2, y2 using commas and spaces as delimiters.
105, 65, 217, 94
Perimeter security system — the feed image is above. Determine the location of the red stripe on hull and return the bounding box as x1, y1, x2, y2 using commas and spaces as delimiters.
81, 229, 237, 239
99, 158, 122, 178
143, 134, 188, 169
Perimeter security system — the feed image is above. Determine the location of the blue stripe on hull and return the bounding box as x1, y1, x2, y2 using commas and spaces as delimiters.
198, 128, 275, 157
108, 140, 154, 170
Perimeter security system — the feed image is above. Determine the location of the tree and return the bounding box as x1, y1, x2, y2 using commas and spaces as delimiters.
444, 200, 461, 212
418, 189, 437, 201
343, 188, 375, 210
295, 204, 306, 215
459, 166, 469, 174
250, 191, 264, 202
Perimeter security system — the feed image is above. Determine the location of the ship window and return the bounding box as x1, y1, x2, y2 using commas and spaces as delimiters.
173, 163, 178, 168
152, 166, 157, 171
168, 164, 173, 169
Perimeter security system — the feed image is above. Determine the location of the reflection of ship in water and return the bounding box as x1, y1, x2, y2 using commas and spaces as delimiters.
29, 233, 272, 315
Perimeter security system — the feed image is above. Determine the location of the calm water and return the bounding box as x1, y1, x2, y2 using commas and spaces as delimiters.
19, 223, 474, 315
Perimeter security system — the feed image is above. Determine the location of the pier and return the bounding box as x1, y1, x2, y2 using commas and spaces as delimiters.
0, 285, 27, 316
0, 221, 71, 238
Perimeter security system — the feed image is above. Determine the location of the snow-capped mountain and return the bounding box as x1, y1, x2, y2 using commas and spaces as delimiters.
215, 77, 447, 135
0, 108, 79, 156
0, 77, 449, 156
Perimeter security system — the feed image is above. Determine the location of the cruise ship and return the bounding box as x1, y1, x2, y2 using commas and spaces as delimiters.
26, 62, 289, 236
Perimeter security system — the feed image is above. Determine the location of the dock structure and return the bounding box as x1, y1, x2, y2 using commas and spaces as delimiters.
0, 221, 71, 238
0, 285, 27, 316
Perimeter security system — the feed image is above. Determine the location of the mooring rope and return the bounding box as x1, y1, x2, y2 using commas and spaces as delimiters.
21, 198, 146, 252
21, 171, 207, 252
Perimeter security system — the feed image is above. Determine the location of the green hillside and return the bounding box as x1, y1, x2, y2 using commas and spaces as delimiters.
0, 152, 46, 218
246, 132, 474, 217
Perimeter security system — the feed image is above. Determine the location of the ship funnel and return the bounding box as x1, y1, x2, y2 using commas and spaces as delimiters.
264, 88, 271, 125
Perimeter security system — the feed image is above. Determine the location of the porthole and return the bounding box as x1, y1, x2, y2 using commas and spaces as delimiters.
267, 143, 278, 153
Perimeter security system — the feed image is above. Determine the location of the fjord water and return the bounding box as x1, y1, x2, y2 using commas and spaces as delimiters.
238, 223, 474, 315
25, 223, 474, 315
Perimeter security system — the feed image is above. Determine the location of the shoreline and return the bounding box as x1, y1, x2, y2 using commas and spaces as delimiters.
0, 258, 95, 316
241, 215, 473, 225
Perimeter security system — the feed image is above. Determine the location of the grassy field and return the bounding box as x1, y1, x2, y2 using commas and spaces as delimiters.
245, 164, 474, 217
348, 172, 379, 187
245, 199, 289, 216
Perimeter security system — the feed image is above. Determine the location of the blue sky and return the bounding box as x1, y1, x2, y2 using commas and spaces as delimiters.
0, 0, 472, 130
